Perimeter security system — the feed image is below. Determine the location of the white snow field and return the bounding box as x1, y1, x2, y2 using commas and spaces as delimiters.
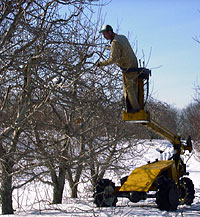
2, 140, 200, 217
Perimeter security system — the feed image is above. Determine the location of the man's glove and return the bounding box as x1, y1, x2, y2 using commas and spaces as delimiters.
96, 62, 102, 67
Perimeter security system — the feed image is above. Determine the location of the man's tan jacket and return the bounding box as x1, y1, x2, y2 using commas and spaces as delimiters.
100, 34, 138, 69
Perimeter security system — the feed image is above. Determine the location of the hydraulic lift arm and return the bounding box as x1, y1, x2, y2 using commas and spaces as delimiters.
123, 110, 181, 145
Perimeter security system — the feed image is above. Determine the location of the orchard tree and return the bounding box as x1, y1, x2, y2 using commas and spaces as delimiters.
0, 0, 148, 213
0, 0, 101, 214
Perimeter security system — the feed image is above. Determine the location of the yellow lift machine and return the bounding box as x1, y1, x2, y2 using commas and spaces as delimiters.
93, 68, 195, 211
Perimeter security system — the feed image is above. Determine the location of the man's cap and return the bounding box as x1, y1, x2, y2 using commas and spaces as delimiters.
99, 24, 113, 33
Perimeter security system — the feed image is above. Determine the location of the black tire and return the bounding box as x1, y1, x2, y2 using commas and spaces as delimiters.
129, 191, 147, 203
93, 179, 117, 207
155, 175, 179, 211
179, 177, 195, 205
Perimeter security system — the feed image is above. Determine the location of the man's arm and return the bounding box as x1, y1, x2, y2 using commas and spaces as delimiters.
100, 41, 121, 67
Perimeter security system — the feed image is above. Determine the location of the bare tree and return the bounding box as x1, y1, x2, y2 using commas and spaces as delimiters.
0, 1, 50, 213
0, 0, 148, 213
0, 0, 102, 213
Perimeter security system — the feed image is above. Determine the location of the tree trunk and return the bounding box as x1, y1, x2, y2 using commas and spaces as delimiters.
52, 166, 66, 204
66, 166, 83, 199
1, 162, 14, 214
52, 183, 64, 204
71, 184, 78, 198
0, 129, 20, 215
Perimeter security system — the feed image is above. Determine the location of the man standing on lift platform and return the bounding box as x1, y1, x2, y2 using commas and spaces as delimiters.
97, 24, 139, 113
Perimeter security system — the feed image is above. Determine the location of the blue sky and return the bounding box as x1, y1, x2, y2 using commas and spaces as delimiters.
98, 0, 200, 109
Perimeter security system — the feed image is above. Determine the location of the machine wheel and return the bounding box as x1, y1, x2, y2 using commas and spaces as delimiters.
155, 175, 179, 211
93, 179, 117, 207
129, 191, 147, 203
179, 177, 195, 205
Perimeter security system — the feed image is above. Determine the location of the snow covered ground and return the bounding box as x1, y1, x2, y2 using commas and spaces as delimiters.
2, 140, 200, 217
